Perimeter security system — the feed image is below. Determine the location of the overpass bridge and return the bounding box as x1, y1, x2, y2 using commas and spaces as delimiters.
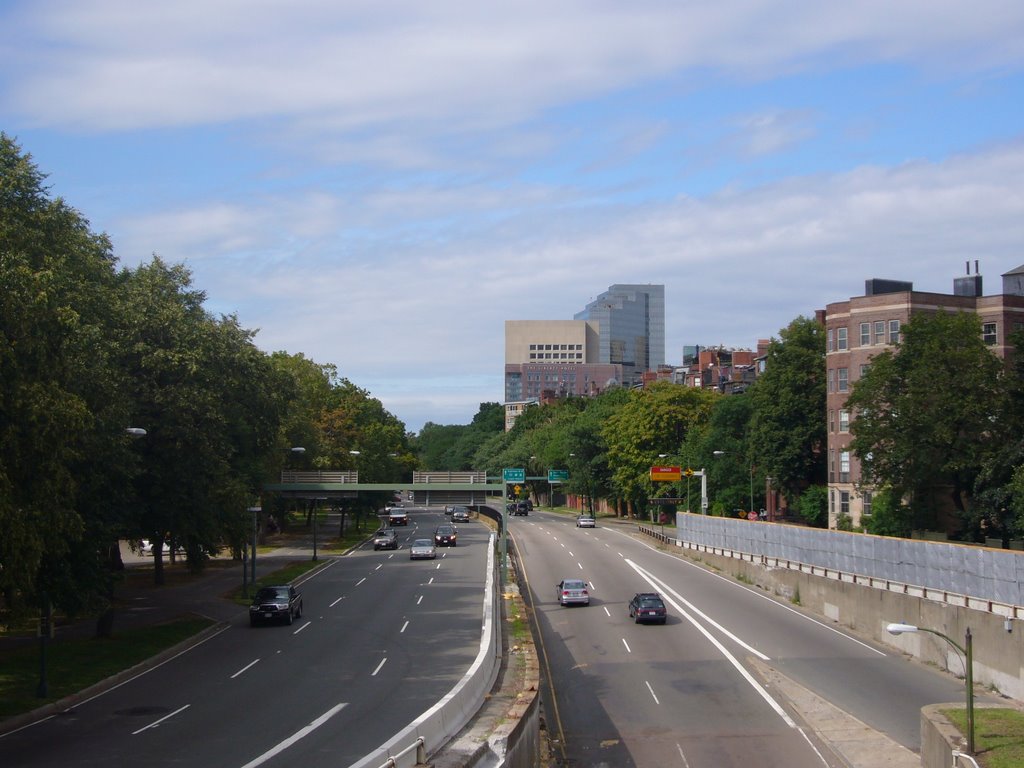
263, 469, 505, 506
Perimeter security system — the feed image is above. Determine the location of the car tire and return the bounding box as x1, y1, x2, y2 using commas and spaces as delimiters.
296, 601, 303, 619
286, 610, 294, 626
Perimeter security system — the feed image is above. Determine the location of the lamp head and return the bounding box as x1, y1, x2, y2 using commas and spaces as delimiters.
886, 622, 918, 635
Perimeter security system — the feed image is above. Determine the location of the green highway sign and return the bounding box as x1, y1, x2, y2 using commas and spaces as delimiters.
547, 469, 569, 483
503, 468, 526, 483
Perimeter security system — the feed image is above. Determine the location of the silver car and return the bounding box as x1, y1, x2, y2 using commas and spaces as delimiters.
409, 538, 436, 560
556, 578, 590, 606
575, 515, 596, 528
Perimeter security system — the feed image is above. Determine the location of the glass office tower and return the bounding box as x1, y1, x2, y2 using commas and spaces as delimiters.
574, 284, 665, 384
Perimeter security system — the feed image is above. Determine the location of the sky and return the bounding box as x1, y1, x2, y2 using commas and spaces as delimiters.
3, 2, 1024, 433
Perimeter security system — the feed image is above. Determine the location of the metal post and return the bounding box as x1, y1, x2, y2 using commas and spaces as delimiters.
312, 500, 318, 561
251, 510, 258, 586
36, 592, 49, 698
966, 627, 975, 755
749, 463, 754, 517
242, 539, 248, 598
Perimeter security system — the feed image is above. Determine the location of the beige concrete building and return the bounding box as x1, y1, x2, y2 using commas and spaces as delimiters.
504, 320, 601, 365
825, 264, 1024, 529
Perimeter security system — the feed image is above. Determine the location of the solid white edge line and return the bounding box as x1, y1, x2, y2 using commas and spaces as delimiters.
239, 703, 348, 768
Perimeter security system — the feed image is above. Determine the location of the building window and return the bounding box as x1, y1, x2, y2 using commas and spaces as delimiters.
839, 409, 849, 432
888, 319, 900, 344
837, 327, 848, 351
860, 323, 870, 346
827, 328, 834, 353
874, 320, 885, 344
982, 322, 997, 345
862, 490, 873, 518
829, 448, 835, 482
860, 364, 870, 378
827, 368, 834, 393
840, 491, 850, 516
837, 367, 849, 392
839, 451, 850, 483
829, 409, 835, 433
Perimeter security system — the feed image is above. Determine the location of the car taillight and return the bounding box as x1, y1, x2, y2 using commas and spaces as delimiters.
562, 591, 570, 596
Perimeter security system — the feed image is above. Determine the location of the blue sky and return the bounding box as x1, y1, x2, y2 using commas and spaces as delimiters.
3, 1, 1024, 432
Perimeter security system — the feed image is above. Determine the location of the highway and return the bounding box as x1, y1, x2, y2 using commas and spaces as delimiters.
510, 510, 971, 768
0, 507, 490, 768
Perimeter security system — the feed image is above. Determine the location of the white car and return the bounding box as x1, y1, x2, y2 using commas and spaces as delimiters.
557, 578, 590, 606
409, 539, 436, 560
575, 515, 596, 528
139, 539, 184, 556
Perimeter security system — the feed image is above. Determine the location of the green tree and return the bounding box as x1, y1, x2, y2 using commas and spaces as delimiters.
796, 485, 828, 528
846, 311, 1005, 537
0, 134, 130, 620
748, 316, 827, 506
604, 382, 718, 519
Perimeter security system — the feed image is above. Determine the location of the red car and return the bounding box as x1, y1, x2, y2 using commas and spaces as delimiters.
628, 593, 667, 624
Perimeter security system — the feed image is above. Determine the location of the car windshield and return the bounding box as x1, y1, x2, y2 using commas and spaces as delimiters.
437, 526, 453, 534
413, 539, 433, 547
637, 597, 663, 608
562, 580, 585, 590
256, 587, 288, 601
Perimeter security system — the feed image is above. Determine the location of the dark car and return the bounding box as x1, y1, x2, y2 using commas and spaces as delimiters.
451, 506, 470, 522
628, 592, 667, 624
508, 501, 529, 516
434, 524, 457, 547
388, 508, 409, 526
374, 528, 399, 551
249, 585, 303, 627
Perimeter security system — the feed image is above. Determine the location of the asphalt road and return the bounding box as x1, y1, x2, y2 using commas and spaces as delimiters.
0, 507, 490, 768
511, 511, 971, 768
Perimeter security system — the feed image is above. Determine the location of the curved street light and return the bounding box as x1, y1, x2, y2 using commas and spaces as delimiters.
886, 622, 974, 754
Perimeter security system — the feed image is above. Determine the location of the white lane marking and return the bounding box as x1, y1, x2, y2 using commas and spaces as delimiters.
677, 742, 691, 767
428, 577, 434, 585
589, 581, 596, 592
622, 638, 631, 653
231, 659, 259, 679
645, 680, 660, 705
292, 621, 311, 635
417, 595, 424, 605
239, 703, 348, 767
577, 562, 583, 570
371, 657, 387, 676
606, 526, 884, 656
330, 596, 345, 607
435, 563, 441, 570
356, 577, 366, 586
627, 560, 768, 660
603, 606, 611, 617
375, 564, 383, 571
568, 551, 574, 557
624, 560, 793, 726
400, 620, 409, 633
560, 543, 566, 548
133, 704, 190, 734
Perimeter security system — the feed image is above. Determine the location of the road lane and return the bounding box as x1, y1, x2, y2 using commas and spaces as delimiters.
0, 507, 492, 768
511, 512, 968, 767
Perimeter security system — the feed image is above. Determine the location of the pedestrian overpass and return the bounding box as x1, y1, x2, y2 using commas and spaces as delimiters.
263, 470, 505, 506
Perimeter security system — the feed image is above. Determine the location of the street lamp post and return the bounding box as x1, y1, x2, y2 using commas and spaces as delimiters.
886, 623, 974, 754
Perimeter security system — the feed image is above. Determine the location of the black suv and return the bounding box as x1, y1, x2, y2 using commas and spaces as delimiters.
249, 585, 303, 627
628, 592, 667, 625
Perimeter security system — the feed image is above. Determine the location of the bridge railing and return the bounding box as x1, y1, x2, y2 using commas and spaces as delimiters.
280, 470, 359, 483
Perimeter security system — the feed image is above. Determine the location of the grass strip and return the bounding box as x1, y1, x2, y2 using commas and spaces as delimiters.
942, 708, 1024, 768
0, 617, 213, 718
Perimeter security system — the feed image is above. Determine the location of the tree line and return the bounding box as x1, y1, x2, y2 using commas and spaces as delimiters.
1, 135, 413, 631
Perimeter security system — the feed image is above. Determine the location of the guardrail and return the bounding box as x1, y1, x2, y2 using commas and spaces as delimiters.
280, 470, 359, 483
349, 533, 501, 768
637, 525, 1024, 621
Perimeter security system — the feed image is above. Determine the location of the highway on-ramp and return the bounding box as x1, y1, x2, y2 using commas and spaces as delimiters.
0, 507, 490, 768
